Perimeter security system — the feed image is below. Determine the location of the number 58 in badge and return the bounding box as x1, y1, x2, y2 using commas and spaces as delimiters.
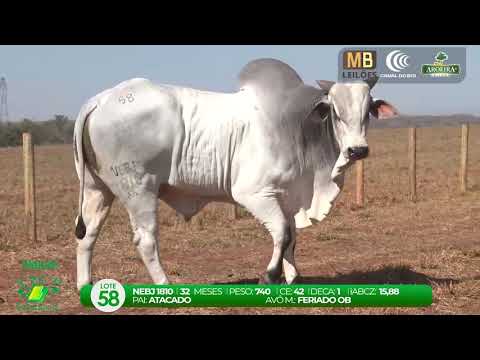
91, 279, 126, 312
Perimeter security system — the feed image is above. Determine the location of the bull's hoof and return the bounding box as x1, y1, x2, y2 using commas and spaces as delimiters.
258, 273, 282, 285
286, 276, 301, 285
257, 274, 267, 284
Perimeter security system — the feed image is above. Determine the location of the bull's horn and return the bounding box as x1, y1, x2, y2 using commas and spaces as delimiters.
364, 75, 379, 89
316, 80, 335, 92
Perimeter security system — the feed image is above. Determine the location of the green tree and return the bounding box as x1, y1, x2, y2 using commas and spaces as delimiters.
435, 52, 448, 62
0, 115, 75, 147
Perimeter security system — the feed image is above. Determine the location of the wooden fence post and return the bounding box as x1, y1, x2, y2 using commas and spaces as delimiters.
231, 205, 239, 220
23, 133, 37, 242
409, 127, 417, 202
460, 123, 469, 193
356, 159, 364, 207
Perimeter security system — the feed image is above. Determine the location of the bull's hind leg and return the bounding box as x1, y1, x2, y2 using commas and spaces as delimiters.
283, 217, 300, 284
76, 186, 114, 291
126, 193, 169, 285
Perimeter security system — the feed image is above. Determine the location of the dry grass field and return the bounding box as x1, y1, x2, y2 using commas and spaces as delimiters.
1, 125, 480, 315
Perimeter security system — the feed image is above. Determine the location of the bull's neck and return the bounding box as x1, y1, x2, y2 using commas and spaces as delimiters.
303, 111, 341, 173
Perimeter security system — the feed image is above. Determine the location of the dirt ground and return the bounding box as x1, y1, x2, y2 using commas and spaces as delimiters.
1, 125, 480, 315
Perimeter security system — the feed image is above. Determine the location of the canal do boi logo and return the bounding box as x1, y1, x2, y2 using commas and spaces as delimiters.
385, 50, 411, 73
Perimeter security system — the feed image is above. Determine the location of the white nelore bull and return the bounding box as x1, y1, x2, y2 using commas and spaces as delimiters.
73, 58, 398, 291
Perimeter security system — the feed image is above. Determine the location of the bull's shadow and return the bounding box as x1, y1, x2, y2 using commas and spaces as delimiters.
213, 265, 461, 286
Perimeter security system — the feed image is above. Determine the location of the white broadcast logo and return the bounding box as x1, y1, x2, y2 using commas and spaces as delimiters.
386, 50, 410, 72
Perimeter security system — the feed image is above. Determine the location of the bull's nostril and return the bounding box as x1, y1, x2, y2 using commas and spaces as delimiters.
348, 146, 369, 159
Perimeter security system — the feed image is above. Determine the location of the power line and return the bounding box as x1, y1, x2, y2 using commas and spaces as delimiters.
0, 77, 8, 122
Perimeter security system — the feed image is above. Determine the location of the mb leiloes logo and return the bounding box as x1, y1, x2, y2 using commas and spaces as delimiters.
422, 51, 460, 77
386, 50, 410, 72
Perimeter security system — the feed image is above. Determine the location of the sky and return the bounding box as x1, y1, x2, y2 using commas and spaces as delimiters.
0, 45, 478, 121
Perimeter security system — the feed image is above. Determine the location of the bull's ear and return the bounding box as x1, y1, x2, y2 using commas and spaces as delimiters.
312, 96, 331, 122
316, 80, 335, 93
370, 98, 399, 120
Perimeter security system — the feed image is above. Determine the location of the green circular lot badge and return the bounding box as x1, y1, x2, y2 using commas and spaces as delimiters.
91, 279, 126, 313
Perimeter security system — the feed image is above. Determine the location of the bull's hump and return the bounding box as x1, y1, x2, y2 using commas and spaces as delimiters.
238, 58, 303, 93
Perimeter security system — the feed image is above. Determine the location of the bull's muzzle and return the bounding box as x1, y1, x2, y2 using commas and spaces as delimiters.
347, 146, 369, 160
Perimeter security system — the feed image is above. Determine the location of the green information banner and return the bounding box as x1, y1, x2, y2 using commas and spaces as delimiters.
80, 283, 432, 309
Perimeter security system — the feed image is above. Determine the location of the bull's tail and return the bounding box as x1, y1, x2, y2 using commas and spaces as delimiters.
73, 102, 97, 240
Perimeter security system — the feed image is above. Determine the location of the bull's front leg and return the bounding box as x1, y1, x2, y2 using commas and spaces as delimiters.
234, 194, 292, 284
262, 219, 292, 284
283, 217, 299, 284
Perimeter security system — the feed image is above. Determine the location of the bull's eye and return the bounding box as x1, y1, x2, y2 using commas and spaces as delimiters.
331, 102, 345, 125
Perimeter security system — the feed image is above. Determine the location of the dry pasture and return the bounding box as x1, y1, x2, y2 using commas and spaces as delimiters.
1, 125, 480, 314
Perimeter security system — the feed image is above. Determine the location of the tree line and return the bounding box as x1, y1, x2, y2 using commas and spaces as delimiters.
0, 115, 75, 147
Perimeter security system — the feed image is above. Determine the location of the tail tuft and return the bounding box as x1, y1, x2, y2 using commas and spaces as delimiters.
74, 103, 97, 241
75, 215, 86, 239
